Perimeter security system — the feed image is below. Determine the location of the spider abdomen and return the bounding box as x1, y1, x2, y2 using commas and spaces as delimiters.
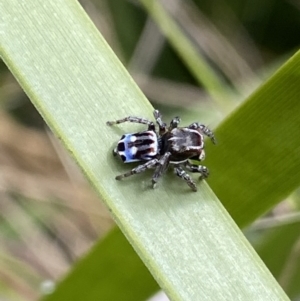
115, 130, 158, 163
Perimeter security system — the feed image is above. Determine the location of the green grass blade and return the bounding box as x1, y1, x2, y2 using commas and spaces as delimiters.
42, 227, 159, 301
139, 0, 229, 107
0, 0, 290, 300
206, 50, 300, 227
254, 221, 300, 299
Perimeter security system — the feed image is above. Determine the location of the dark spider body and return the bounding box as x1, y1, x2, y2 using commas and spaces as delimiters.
107, 110, 216, 191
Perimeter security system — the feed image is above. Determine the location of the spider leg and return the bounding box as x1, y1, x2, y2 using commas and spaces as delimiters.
115, 159, 158, 180
169, 116, 181, 130
184, 161, 209, 180
188, 122, 216, 144
174, 166, 197, 192
107, 116, 155, 131
152, 152, 171, 188
153, 110, 167, 135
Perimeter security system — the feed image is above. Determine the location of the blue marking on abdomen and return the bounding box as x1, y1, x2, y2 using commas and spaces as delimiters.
117, 131, 158, 163
118, 134, 140, 163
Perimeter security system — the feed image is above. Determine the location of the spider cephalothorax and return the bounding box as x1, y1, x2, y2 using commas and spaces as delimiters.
107, 110, 216, 191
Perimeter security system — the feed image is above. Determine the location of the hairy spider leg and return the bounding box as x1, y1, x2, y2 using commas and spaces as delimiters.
115, 159, 158, 180
188, 123, 216, 144
153, 110, 167, 135
152, 152, 171, 188
174, 166, 197, 192
184, 161, 209, 180
107, 116, 155, 131
169, 116, 181, 130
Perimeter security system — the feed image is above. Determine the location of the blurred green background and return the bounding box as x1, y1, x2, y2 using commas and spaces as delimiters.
1, 0, 300, 300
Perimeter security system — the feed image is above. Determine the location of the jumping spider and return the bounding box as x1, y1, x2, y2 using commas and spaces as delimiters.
106, 109, 216, 192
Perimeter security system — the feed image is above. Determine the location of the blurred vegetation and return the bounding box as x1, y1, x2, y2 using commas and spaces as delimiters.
0, 0, 300, 300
